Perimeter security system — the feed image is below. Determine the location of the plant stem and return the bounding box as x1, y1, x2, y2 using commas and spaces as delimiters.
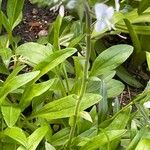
66, 3, 91, 148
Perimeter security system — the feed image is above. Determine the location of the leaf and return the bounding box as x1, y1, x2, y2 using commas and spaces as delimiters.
146, 52, 150, 71
135, 138, 150, 150
16, 42, 52, 66
12, 12, 23, 29
0, 62, 9, 75
98, 79, 108, 123
138, 0, 150, 14
73, 56, 84, 79
1, 106, 21, 127
4, 127, 27, 148
116, 66, 143, 88
80, 130, 126, 150
107, 79, 125, 98
1, 12, 10, 32
0, 71, 40, 104
0, 35, 8, 48
51, 127, 70, 147
90, 44, 133, 76
124, 19, 144, 68
127, 127, 148, 150
77, 106, 97, 134
19, 79, 56, 110
30, 93, 101, 120
80, 111, 93, 123
0, 48, 12, 67
1, 143, 18, 150
45, 142, 56, 150
104, 108, 131, 149
68, 34, 85, 47
73, 127, 97, 147
28, 126, 49, 150
7, 0, 24, 27
5, 65, 26, 83
17, 146, 26, 150
33, 48, 77, 82
53, 14, 63, 50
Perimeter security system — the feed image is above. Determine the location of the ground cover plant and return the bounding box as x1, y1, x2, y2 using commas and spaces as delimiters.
0, 0, 150, 149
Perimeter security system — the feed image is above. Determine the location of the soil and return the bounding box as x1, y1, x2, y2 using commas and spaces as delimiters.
14, 0, 58, 42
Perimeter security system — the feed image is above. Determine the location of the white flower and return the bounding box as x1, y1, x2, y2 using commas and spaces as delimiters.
143, 101, 150, 108
59, 5, 65, 17
94, 3, 114, 32
115, 0, 120, 12
66, 0, 76, 9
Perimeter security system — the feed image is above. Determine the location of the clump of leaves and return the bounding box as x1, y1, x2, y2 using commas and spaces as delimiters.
0, 0, 150, 150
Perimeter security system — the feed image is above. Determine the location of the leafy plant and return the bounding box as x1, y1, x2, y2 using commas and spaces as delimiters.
0, 0, 150, 149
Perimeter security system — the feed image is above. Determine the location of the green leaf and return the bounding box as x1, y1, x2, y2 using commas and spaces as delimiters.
16, 42, 52, 66
53, 14, 63, 50
33, 48, 77, 82
28, 126, 49, 150
80, 130, 126, 150
135, 138, 150, 150
51, 127, 70, 147
7, 0, 24, 27
30, 93, 101, 120
0, 48, 12, 67
146, 52, 150, 71
4, 127, 27, 148
1, 106, 21, 127
138, 0, 150, 14
73, 56, 84, 79
0, 71, 40, 104
107, 79, 125, 98
127, 127, 148, 150
116, 66, 143, 88
98, 79, 108, 123
0, 62, 9, 75
1, 143, 18, 150
80, 111, 93, 123
1, 11, 11, 32
12, 12, 23, 29
104, 108, 131, 149
45, 142, 56, 150
5, 65, 26, 83
17, 146, 26, 150
19, 79, 56, 110
68, 34, 85, 47
116, 23, 150, 35
0, 35, 8, 48
90, 44, 133, 76
124, 19, 143, 68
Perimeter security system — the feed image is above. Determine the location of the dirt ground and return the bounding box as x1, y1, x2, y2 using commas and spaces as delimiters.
14, 0, 57, 42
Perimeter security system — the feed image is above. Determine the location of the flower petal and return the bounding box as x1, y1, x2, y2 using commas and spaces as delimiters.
143, 101, 150, 108
95, 20, 106, 32
59, 5, 64, 17
106, 6, 114, 19
66, 0, 76, 9
95, 3, 108, 20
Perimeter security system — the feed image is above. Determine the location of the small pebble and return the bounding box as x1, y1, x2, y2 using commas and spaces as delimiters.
32, 8, 38, 15
38, 30, 48, 37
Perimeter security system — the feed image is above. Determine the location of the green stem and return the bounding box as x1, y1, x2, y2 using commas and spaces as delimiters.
62, 64, 70, 94
66, 3, 91, 148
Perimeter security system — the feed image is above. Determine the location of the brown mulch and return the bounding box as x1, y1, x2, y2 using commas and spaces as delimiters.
14, 0, 57, 42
